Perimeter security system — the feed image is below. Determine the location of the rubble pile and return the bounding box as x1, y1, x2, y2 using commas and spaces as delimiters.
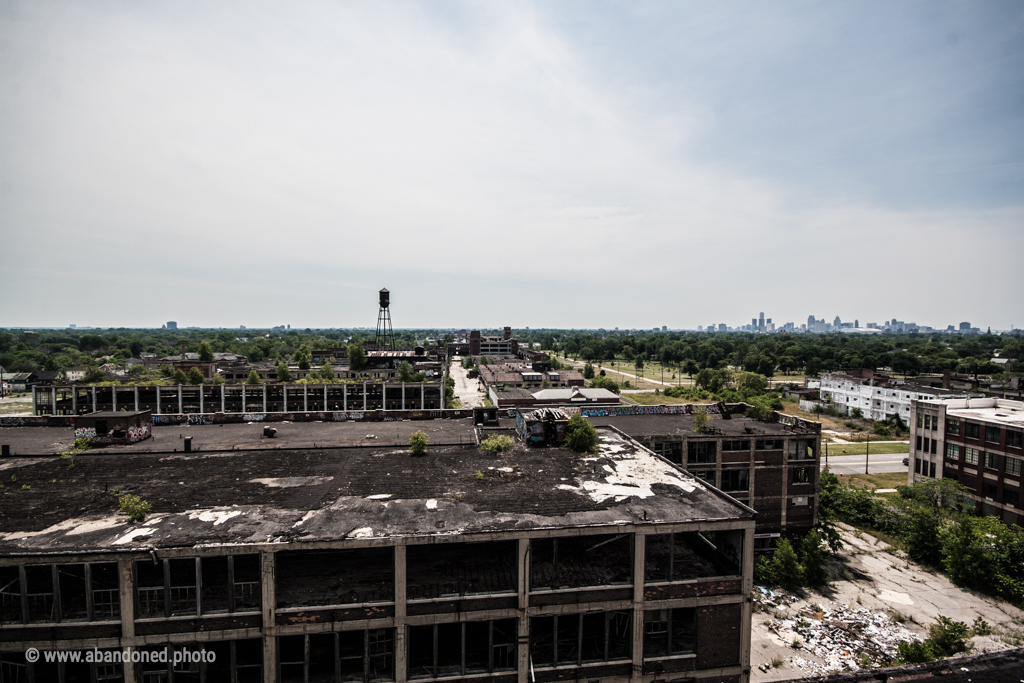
756, 587, 922, 675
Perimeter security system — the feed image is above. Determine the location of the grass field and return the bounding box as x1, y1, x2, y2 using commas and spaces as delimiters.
622, 392, 715, 406
0, 401, 32, 416
823, 442, 909, 456
835, 472, 907, 491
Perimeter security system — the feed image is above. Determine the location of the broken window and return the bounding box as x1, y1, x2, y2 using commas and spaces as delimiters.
407, 541, 516, 600
791, 467, 812, 484
136, 555, 259, 618
25, 565, 55, 623
1008, 431, 1023, 449
721, 440, 749, 452
408, 619, 515, 679
687, 441, 716, 464
530, 534, 632, 591
966, 423, 980, 439
947, 420, 960, 435
755, 439, 783, 451
277, 548, 394, 607
530, 611, 631, 669
0, 567, 21, 623
986, 426, 1001, 444
788, 439, 814, 461
720, 469, 749, 492
690, 469, 715, 487
644, 531, 741, 582
643, 608, 696, 658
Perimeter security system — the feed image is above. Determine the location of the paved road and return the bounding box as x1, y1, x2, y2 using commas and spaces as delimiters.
449, 357, 483, 408
821, 453, 908, 475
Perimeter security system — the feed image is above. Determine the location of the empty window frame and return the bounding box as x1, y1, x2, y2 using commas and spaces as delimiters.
1, 650, 122, 683
1009, 431, 1023, 449
986, 426, 1002, 444
720, 469, 749, 492
137, 639, 262, 683
277, 548, 394, 608
643, 608, 696, 658
966, 423, 980, 439
965, 447, 980, 466
644, 531, 741, 582
690, 469, 715, 487
917, 414, 923, 429
792, 467, 812, 484
721, 440, 749, 452
788, 439, 814, 461
755, 439, 783, 451
530, 612, 631, 669
986, 452, 1000, 470
407, 540, 516, 600
281, 630, 395, 683
1005, 488, 1020, 507
408, 619, 515, 679
947, 420, 960, 435
530, 534, 632, 591
946, 444, 960, 460
136, 555, 260, 619
929, 462, 936, 478
924, 415, 931, 430
916, 436, 923, 452
687, 441, 716, 464
0, 562, 120, 625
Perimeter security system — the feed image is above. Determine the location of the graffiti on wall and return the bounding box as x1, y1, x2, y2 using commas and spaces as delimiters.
242, 413, 266, 422
0, 417, 25, 427
562, 403, 722, 419
152, 415, 185, 425
187, 414, 213, 426
74, 427, 97, 440
128, 423, 152, 442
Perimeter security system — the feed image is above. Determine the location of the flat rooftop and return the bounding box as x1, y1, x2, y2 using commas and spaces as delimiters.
927, 397, 1024, 428
0, 427, 752, 555
587, 412, 819, 438
0, 420, 479, 456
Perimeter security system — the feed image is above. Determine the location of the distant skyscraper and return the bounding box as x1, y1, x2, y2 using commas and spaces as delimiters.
834, 315, 842, 328
166, 321, 177, 329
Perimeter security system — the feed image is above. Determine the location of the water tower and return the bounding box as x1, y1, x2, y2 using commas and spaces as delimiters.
375, 288, 396, 350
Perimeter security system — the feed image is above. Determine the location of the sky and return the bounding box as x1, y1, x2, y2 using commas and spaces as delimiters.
1, 1, 1021, 331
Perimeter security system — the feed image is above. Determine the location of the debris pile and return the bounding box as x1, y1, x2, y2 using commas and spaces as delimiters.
757, 588, 922, 675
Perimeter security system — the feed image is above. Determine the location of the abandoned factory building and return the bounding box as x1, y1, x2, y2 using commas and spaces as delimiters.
586, 406, 822, 547
0, 427, 755, 683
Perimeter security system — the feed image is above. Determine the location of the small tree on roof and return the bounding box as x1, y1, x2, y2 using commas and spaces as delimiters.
409, 430, 428, 456
692, 404, 714, 433
564, 414, 599, 453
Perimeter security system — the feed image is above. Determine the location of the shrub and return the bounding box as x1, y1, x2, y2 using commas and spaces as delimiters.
897, 639, 936, 664
692, 404, 714, 433
408, 430, 428, 456
771, 539, 804, 591
928, 616, 970, 657
481, 435, 515, 454
851, 407, 864, 419
118, 494, 152, 523
873, 423, 891, 437
563, 414, 599, 453
800, 530, 830, 588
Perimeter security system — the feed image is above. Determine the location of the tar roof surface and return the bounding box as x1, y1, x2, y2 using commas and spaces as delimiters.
587, 413, 818, 438
0, 428, 752, 555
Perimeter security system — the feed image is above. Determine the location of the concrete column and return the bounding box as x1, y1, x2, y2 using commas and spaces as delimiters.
516, 538, 530, 683
263, 384, 267, 413
156, 386, 161, 415
363, 381, 367, 411
260, 551, 277, 683
632, 532, 646, 678
283, 385, 288, 413
31, 385, 37, 415
134, 386, 139, 412
52, 387, 58, 416
177, 385, 183, 414
401, 382, 405, 411
323, 384, 327, 412
92, 386, 97, 413
117, 557, 136, 680
303, 384, 308, 412
343, 383, 347, 411
199, 386, 204, 414
781, 440, 789, 529
111, 385, 117, 413
72, 388, 77, 415
394, 544, 407, 683
221, 386, 226, 413
421, 384, 425, 410
242, 386, 246, 413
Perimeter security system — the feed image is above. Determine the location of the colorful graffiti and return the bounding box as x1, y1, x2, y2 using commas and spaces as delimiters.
151, 415, 186, 425
187, 414, 213, 426
74, 427, 97, 440
0, 417, 25, 427
128, 424, 152, 442
562, 403, 722, 419
242, 413, 266, 422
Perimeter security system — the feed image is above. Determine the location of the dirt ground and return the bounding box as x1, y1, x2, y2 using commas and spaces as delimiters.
750, 523, 1024, 681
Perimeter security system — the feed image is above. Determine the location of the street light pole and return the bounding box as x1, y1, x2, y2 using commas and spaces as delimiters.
865, 434, 870, 475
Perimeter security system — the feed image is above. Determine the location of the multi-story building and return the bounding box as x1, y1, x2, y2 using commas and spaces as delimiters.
587, 405, 821, 549
0, 426, 755, 683
819, 370, 966, 423
910, 397, 1024, 526
469, 328, 519, 356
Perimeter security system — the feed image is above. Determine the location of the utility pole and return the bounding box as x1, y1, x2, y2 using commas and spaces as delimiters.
865, 434, 871, 475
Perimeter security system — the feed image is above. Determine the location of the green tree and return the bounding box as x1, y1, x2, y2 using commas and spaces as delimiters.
736, 372, 768, 396
349, 343, 367, 371
564, 414, 599, 453
905, 509, 943, 566
246, 370, 262, 385
294, 348, 311, 370
745, 395, 777, 421
692, 404, 714, 434
321, 362, 334, 382
771, 539, 804, 591
187, 367, 205, 385
399, 360, 414, 382
173, 369, 188, 385
589, 375, 620, 394
212, 373, 225, 385
276, 363, 292, 383
799, 530, 829, 588
481, 435, 515, 453
197, 341, 214, 362
582, 363, 595, 380
118, 494, 152, 523
409, 430, 428, 455
83, 367, 108, 384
